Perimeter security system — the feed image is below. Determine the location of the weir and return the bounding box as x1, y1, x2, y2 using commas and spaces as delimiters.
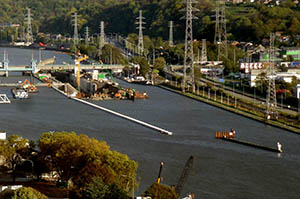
51, 86, 173, 136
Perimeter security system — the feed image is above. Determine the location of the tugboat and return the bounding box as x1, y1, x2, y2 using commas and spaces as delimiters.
11, 88, 29, 99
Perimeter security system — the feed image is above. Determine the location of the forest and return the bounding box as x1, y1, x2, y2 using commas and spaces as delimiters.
1, 0, 300, 44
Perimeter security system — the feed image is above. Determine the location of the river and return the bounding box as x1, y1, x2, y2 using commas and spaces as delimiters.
0, 47, 299, 199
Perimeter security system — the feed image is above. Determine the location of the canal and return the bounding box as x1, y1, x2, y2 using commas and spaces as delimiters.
0, 48, 299, 199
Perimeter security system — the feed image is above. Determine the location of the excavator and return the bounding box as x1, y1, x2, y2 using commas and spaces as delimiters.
21, 79, 38, 93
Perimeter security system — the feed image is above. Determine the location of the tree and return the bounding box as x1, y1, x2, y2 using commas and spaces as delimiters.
0, 135, 30, 183
12, 187, 48, 199
153, 57, 166, 72
38, 131, 110, 185
81, 177, 130, 199
131, 56, 150, 77
142, 183, 178, 199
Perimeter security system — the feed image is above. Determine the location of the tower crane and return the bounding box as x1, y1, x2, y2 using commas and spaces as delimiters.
175, 155, 194, 197
75, 52, 88, 93
157, 162, 164, 184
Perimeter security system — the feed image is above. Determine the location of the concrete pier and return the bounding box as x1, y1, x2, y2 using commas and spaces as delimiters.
51, 86, 173, 136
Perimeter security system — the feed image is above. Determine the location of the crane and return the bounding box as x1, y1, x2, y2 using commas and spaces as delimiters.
75, 52, 88, 92
157, 162, 164, 184
175, 156, 194, 197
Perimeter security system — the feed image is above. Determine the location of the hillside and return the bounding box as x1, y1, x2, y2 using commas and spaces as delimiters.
0, 0, 300, 43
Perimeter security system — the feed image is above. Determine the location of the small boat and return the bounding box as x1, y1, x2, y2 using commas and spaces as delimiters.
11, 88, 29, 99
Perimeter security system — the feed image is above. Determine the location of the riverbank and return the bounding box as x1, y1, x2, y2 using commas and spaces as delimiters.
158, 84, 300, 135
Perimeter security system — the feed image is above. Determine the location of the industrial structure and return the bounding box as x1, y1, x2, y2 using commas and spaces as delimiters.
182, 0, 198, 93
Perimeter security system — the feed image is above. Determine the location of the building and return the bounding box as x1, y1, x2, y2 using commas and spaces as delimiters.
281, 47, 300, 61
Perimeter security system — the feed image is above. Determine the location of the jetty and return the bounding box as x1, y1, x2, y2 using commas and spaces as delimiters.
51, 85, 173, 136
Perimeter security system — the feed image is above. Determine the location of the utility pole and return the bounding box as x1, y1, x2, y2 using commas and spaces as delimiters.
169, 21, 174, 47
136, 10, 145, 56
266, 32, 278, 120
85, 26, 89, 45
72, 12, 79, 46
25, 8, 33, 44
201, 39, 207, 62
182, 0, 198, 93
214, 1, 227, 61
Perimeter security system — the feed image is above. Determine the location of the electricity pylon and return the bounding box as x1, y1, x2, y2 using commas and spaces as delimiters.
25, 8, 33, 44
182, 0, 198, 93
201, 39, 208, 62
214, 1, 227, 61
72, 12, 79, 46
85, 27, 89, 45
136, 10, 145, 56
169, 21, 174, 47
266, 33, 278, 120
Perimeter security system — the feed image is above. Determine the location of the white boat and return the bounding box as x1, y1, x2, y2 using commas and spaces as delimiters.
11, 88, 29, 99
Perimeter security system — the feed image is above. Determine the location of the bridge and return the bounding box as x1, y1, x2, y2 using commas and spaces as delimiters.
0, 59, 125, 76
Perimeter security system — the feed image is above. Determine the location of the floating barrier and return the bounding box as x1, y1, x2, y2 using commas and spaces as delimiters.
52, 86, 173, 136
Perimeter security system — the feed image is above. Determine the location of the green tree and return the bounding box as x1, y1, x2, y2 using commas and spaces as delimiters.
131, 56, 150, 77
143, 183, 178, 199
0, 135, 30, 183
153, 57, 166, 72
12, 187, 48, 199
81, 177, 130, 199
38, 131, 110, 185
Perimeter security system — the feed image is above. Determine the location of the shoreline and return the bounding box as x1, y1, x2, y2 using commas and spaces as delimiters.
157, 84, 300, 135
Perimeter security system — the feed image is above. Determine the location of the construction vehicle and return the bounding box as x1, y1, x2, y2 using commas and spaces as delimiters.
75, 52, 88, 93
21, 79, 38, 93
175, 156, 194, 197
157, 162, 164, 184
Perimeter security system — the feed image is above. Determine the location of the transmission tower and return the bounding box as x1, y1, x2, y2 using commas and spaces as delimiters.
100, 21, 105, 49
182, 0, 198, 93
266, 33, 278, 120
214, 1, 227, 61
85, 27, 89, 45
25, 8, 33, 44
169, 21, 174, 47
72, 12, 79, 46
201, 39, 208, 62
136, 10, 145, 56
